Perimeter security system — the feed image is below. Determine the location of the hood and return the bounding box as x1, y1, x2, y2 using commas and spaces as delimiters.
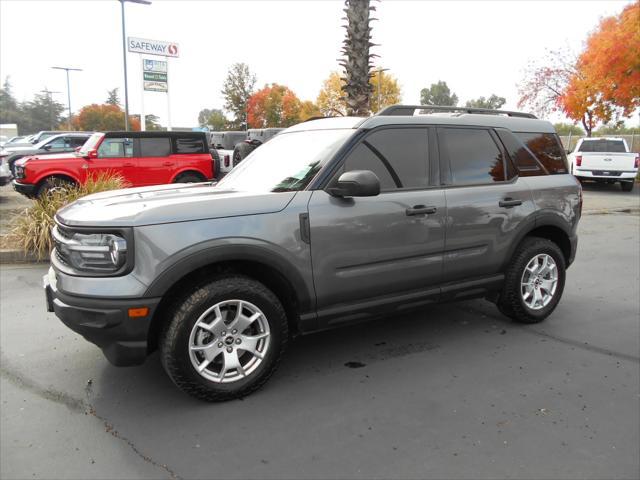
19, 152, 76, 163
56, 183, 297, 227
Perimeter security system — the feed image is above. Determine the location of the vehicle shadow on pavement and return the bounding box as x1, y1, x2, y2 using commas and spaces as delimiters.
89, 299, 511, 413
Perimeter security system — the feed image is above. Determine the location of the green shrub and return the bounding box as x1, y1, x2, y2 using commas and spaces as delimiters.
10, 172, 127, 260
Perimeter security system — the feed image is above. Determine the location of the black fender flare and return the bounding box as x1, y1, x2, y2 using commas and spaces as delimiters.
143, 241, 313, 312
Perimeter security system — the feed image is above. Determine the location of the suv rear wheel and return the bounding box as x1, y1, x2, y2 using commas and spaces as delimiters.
497, 237, 566, 324
160, 275, 288, 401
174, 172, 206, 183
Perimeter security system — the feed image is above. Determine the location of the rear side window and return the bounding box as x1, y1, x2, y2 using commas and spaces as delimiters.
69, 137, 88, 148
439, 128, 506, 185
175, 136, 206, 154
342, 128, 429, 190
578, 139, 626, 153
515, 133, 568, 174
140, 138, 171, 157
495, 130, 544, 177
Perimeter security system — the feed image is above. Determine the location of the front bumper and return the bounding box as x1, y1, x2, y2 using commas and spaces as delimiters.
0, 175, 10, 186
44, 268, 161, 366
12, 180, 37, 197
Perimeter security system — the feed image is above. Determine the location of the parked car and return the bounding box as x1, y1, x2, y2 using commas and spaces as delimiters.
210, 131, 247, 176
4, 132, 93, 177
232, 127, 284, 167
44, 105, 581, 401
0, 156, 11, 186
0, 135, 27, 148
567, 137, 638, 191
13, 131, 214, 198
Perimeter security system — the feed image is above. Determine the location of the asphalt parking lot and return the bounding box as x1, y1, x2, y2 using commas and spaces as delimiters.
1, 187, 639, 479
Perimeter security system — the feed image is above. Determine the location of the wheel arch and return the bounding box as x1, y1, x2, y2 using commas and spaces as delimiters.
145, 245, 313, 352
35, 173, 79, 190
171, 168, 209, 183
505, 215, 573, 271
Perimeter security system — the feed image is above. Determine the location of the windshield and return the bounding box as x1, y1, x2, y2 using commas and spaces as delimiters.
79, 132, 105, 155
216, 129, 353, 192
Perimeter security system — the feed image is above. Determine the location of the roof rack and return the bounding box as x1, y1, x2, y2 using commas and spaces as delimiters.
376, 105, 537, 119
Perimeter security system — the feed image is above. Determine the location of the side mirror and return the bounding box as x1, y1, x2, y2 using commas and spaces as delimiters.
83, 148, 98, 160
74, 147, 81, 153
328, 170, 380, 197
42, 145, 51, 151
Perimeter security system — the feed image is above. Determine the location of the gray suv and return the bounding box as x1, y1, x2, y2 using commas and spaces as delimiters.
45, 105, 581, 401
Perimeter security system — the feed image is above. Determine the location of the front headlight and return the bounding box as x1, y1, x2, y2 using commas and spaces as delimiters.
52, 226, 129, 274
14, 164, 25, 179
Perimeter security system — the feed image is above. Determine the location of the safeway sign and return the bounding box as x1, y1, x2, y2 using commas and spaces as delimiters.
127, 37, 179, 58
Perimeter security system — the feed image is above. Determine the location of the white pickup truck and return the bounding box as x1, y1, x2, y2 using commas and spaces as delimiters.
568, 137, 638, 192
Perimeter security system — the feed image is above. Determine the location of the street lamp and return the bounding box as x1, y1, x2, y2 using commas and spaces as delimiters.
51, 66, 82, 130
119, 0, 152, 131
375, 67, 390, 113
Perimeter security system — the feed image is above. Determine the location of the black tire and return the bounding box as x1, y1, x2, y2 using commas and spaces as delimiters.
36, 176, 75, 198
232, 142, 256, 167
160, 275, 288, 402
620, 181, 634, 192
497, 237, 566, 324
209, 149, 221, 180
174, 172, 206, 183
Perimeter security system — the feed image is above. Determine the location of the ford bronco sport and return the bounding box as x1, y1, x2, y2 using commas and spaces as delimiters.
45, 105, 581, 401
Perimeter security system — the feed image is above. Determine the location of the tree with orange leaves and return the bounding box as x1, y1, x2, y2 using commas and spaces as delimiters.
577, 1, 639, 116
519, 3, 639, 136
247, 84, 303, 128
72, 104, 140, 131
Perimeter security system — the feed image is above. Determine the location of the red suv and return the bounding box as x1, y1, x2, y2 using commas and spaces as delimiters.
13, 131, 216, 198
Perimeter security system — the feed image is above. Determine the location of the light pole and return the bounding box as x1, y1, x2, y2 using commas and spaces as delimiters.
375, 67, 389, 113
40, 89, 61, 130
51, 67, 82, 130
119, 0, 152, 131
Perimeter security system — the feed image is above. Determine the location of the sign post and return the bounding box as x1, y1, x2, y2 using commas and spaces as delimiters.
128, 37, 178, 131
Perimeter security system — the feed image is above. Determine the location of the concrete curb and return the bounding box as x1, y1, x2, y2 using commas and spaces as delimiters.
0, 249, 47, 265
583, 207, 640, 215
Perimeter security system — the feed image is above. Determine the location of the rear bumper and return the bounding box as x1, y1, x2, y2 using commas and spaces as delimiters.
12, 180, 37, 197
44, 269, 161, 366
574, 169, 637, 180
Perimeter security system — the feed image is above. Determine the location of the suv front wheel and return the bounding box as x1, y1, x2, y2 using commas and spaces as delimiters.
160, 275, 288, 401
498, 237, 566, 324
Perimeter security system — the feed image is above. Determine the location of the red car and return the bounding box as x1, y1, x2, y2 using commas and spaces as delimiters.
13, 131, 216, 198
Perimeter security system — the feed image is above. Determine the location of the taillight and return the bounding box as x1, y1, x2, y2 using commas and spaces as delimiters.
576, 155, 582, 167
224, 155, 230, 167
634, 156, 639, 168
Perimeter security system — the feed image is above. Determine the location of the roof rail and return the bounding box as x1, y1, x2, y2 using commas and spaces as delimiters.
376, 104, 537, 119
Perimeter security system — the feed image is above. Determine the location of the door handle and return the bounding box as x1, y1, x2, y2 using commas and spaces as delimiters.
123, 162, 135, 167
163, 161, 175, 166
499, 198, 523, 208
406, 205, 437, 216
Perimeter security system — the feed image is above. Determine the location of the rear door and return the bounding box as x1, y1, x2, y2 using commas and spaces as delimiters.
90, 136, 137, 184
438, 127, 535, 284
308, 127, 445, 321
136, 137, 174, 185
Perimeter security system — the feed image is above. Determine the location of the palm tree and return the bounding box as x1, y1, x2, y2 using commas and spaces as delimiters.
339, 0, 376, 116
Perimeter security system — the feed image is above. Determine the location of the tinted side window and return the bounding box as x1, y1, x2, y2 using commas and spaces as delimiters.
175, 136, 206, 154
516, 133, 568, 174
97, 138, 133, 158
495, 130, 544, 177
140, 138, 171, 157
342, 128, 429, 191
440, 128, 505, 185
69, 137, 88, 148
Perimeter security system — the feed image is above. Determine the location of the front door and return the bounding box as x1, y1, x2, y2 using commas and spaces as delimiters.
90, 136, 137, 185
308, 127, 445, 323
